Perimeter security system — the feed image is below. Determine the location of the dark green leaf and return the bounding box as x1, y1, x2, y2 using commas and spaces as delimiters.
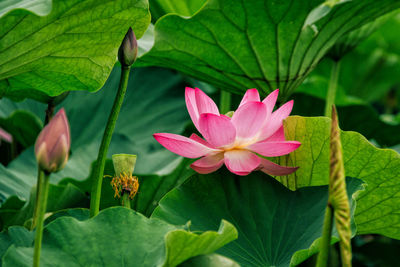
153, 170, 363, 267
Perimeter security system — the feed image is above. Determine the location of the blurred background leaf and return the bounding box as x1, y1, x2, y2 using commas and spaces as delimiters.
0, 66, 192, 213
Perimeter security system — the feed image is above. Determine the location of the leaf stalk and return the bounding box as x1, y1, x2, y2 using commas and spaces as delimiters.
220, 90, 231, 114
32, 172, 50, 267
324, 60, 341, 117
89, 66, 131, 217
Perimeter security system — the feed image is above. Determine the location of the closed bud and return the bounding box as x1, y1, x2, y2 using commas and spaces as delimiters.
34, 108, 70, 173
118, 27, 138, 67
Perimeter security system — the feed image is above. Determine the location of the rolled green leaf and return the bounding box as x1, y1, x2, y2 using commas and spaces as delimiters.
329, 106, 351, 266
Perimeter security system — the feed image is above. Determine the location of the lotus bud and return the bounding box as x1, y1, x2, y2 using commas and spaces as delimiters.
118, 27, 138, 67
34, 108, 70, 173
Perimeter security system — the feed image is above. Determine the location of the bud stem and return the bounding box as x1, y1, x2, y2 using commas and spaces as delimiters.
31, 102, 55, 230
219, 90, 231, 114
324, 60, 341, 117
316, 203, 334, 267
121, 193, 131, 209
90, 66, 131, 217
33, 172, 50, 267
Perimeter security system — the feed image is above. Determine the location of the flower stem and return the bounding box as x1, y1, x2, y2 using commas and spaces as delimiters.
32, 172, 50, 267
324, 60, 341, 117
121, 193, 131, 209
31, 102, 54, 230
219, 90, 231, 114
316, 203, 334, 267
90, 66, 131, 217
31, 170, 44, 230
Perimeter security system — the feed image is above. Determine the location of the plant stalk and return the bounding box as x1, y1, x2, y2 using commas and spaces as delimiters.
90, 66, 131, 217
32, 172, 50, 267
324, 60, 341, 117
122, 193, 131, 209
316, 203, 334, 267
219, 90, 231, 114
31, 102, 54, 230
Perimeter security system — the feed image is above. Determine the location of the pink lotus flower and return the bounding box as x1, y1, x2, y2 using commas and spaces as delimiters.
35, 108, 70, 173
153, 88, 301, 176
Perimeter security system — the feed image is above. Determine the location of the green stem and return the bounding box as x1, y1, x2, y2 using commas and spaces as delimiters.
90, 66, 131, 217
31, 170, 44, 230
324, 60, 341, 117
316, 204, 334, 267
121, 193, 131, 209
219, 90, 231, 114
33, 172, 50, 267
31, 102, 54, 230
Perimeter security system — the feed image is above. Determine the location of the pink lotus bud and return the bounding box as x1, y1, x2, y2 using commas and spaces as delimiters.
34, 108, 70, 173
118, 27, 138, 67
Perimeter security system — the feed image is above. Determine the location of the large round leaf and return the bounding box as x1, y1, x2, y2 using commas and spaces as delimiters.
153, 170, 363, 267
2, 207, 237, 267
0, 0, 150, 101
274, 116, 400, 239
139, 0, 400, 99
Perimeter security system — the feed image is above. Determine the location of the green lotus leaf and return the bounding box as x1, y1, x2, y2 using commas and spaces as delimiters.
0, 0, 150, 101
0, 226, 33, 260
139, 0, 400, 100
152, 170, 363, 266
2, 207, 237, 267
274, 116, 400, 239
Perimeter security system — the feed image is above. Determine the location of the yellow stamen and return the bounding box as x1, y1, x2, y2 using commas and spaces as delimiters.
108, 172, 139, 199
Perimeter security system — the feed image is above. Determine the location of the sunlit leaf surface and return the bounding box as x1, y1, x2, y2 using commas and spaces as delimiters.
0, 0, 150, 101
139, 0, 400, 99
